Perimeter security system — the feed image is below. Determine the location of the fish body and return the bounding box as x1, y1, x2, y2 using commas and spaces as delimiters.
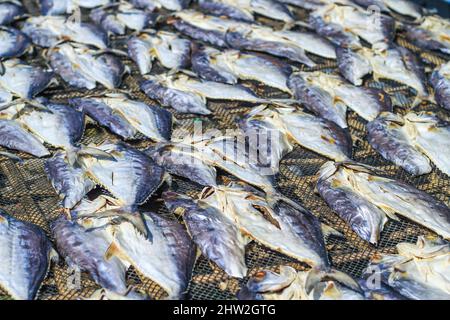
90, 3, 157, 35
39, 0, 111, 16
192, 46, 292, 92
318, 162, 450, 241
0, 119, 50, 157
141, 73, 261, 115
0, 1, 24, 25
49, 43, 125, 90
239, 266, 364, 300
287, 72, 348, 128
16, 102, 84, 152
22, 16, 108, 49
146, 142, 217, 187
310, 4, 395, 49
0, 59, 53, 99
198, 0, 294, 23
79, 208, 196, 299
45, 151, 95, 209
163, 192, 248, 278
405, 16, 450, 55
241, 105, 351, 163
201, 183, 330, 268
70, 94, 172, 141
353, 0, 422, 19
365, 237, 450, 300
78, 142, 165, 207
0, 27, 30, 59
52, 215, 129, 295
127, 31, 191, 75
367, 112, 432, 176
337, 47, 429, 100
132, 0, 190, 11
430, 61, 450, 111
0, 210, 53, 300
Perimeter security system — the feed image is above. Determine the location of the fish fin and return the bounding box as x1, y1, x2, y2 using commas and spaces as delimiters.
49, 248, 60, 264
382, 207, 400, 221
321, 224, 344, 239
104, 241, 126, 261
305, 268, 362, 295
77, 146, 117, 162
0, 151, 24, 164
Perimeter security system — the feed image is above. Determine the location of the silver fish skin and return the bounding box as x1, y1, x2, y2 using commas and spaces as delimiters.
353, 0, 422, 19
0, 1, 24, 25
44, 151, 95, 209
163, 191, 248, 278
140, 75, 211, 115
405, 16, 450, 55
0, 59, 54, 99
404, 112, 450, 177
51, 215, 129, 295
70, 94, 173, 142
310, 4, 395, 49
49, 43, 125, 90
198, 0, 294, 23
90, 4, 157, 35
0, 119, 50, 157
22, 16, 108, 49
79, 208, 196, 299
430, 62, 450, 111
127, 31, 191, 75
317, 163, 388, 244
201, 183, 330, 269
358, 279, 409, 300
78, 142, 165, 207
192, 46, 292, 92
172, 10, 242, 47
364, 237, 450, 300
0, 87, 12, 106
39, 0, 111, 16
239, 266, 363, 300
16, 102, 85, 152
0, 210, 54, 300
287, 72, 348, 128
0, 27, 30, 59
146, 142, 218, 187
336, 47, 429, 100
367, 112, 432, 176
320, 161, 450, 240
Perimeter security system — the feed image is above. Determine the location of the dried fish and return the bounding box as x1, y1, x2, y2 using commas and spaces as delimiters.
430, 61, 450, 111
0, 27, 30, 59
0, 1, 24, 25
39, 0, 111, 16
405, 16, 450, 54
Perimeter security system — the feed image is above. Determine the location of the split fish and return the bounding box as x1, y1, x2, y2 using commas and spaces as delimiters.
127, 31, 191, 75
405, 16, 450, 55
317, 161, 450, 243
131, 0, 191, 11
364, 236, 450, 300
39, 0, 111, 16
70, 93, 173, 141
49, 43, 126, 90
0, 27, 30, 59
352, 0, 422, 19
0, 210, 55, 300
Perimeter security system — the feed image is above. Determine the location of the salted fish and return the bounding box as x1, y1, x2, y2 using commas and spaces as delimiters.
90, 3, 157, 35
317, 161, 450, 242
309, 4, 395, 49
240, 105, 352, 164
191, 46, 292, 92
0, 1, 24, 25
77, 142, 166, 207
430, 61, 450, 111
364, 236, 450, 300
405, 16, 450, 55
198, 0, 294, 23
336, 46, 429, 101
200, 182, 330, 269
276, 0, 354, 10
0, 119, 50, 157
127, 31, 191, 75
49, 43, 126, 90
39, 0, 111, 16
22, 16, 108, 49
70, 93, 172, 141
163, 191, 248, 278
140, 73, 262, 115
0, 27, 30, 59
131, 0, 191, 11
0, 59, 53, 99
45, 151, 95, 209
353, 0, 422, 19
238, 266, 365, 300
0, 210, 54, 300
